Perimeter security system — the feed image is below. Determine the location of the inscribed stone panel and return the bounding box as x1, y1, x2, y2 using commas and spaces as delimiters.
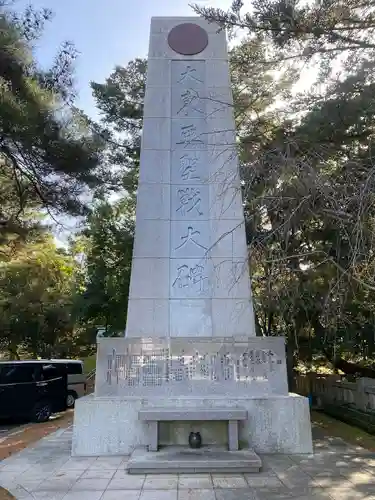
205, 60, 231, 88
171, 184, 209, 220
171, 119, 207, 151
207, 147, 239, 185
171, 150, 208, 184
170, 257, 213, 299
171, 86, 206, 118
206, 121, 236, 149
171, 60, 205, 89
209, 182, 243, 220
205, 88, 234, 120
171, 220, 210, 259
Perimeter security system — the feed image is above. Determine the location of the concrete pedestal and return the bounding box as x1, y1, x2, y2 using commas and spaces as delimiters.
72, 394, 313, 457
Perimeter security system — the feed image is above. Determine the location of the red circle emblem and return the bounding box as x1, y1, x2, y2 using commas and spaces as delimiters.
168, 23, 209, 56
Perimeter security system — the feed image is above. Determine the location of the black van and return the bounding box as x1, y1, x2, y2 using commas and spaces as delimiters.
0, 361, 68, 423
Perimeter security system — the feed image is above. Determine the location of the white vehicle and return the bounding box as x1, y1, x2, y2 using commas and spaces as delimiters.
49, 359, 86, 408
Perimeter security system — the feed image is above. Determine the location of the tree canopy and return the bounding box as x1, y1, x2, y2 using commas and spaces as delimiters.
0, 4, 112, 246
193, 0, 375, 373
0, 2, 112, 358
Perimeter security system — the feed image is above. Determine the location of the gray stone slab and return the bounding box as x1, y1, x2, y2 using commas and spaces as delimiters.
178, 475, 213, 489
214, 489, 258, 500
140, 491, 177, 500
70, 478, 111, 490
102, 492, 141, 500
126, 446, 261, 474
138, 407, 247, 421
63, 492, 104, 500
107, 475, 146, 490
212, 475, 248, 488
178, 490, 215, 500
13, 490, 66, 500
143, 476, 178, 489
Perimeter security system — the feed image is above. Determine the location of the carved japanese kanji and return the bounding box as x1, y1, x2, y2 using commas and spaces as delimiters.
177, 64, 203, 84
172, 263, 208, 293
176, 187, 203, 216
177, 89, 204, 116
179, 154, 200, 181
176, 124, 204, 148
175, 226, 207, 251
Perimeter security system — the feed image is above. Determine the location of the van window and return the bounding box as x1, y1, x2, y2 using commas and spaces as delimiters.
66, 363, 83, 375
0, 364, 36, 384
41, 364, 61, 381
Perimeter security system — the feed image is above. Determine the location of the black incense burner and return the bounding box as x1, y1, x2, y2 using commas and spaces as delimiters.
188, 431, 202, 449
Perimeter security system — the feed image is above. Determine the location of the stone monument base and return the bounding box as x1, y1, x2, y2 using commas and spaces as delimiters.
71, 394, 313, 457
127, 446, 262, 474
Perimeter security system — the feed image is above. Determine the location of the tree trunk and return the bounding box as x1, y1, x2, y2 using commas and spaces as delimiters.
324, 349, 375, 378
254, 311, 263, 336
8, 345, 20, 360
286, 334, 296, 392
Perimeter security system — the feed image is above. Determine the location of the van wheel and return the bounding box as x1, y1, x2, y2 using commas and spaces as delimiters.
31, 402, 51, 423
66, 391, 77, 408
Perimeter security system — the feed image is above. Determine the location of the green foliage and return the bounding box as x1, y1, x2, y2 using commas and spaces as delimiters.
0, 4, 110, 246
194, 1, 375, 71
0, 235, 78, 358
91, 58, 147, 195
192, 1, 375, 369
0, 2, 114, 359
73, 198, 134, 336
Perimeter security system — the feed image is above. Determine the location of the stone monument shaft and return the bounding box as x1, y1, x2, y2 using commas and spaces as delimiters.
125, 17, 256, 338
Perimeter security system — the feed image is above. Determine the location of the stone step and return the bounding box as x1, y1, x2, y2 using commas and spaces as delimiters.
127, 446, 262, 474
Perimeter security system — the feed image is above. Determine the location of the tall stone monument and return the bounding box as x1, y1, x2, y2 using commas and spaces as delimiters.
72, 17, 313, 468
125, 19, 256, 340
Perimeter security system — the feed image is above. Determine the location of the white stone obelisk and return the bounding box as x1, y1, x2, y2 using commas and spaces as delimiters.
125, 17, 256, 338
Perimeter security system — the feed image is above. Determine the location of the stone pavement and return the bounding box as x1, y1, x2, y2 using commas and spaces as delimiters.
1, 425, 375, 499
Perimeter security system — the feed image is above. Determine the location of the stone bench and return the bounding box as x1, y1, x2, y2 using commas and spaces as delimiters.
138, 407, 247, 452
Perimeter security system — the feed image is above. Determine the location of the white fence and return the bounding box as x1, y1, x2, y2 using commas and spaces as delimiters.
296, 373, 375, 412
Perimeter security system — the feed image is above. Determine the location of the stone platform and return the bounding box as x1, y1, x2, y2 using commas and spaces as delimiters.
72, 393, 313, 456
127, 446, 262, 474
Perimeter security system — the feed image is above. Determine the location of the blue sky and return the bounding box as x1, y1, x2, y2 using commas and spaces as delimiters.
20, 0, 230, 120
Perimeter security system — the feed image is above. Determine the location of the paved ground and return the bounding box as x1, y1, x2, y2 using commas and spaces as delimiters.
1, 426, 375, 499
0, 422, 25, 441
0, 412, 73, 461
